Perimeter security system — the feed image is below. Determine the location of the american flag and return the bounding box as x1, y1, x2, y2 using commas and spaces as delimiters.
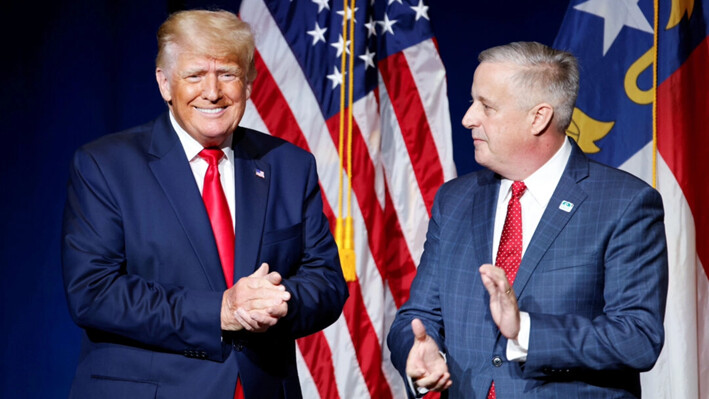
238, 0, 455, 397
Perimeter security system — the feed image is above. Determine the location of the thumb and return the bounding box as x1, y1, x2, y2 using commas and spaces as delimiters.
411, 319, 428, 342
252, 262, 269, 277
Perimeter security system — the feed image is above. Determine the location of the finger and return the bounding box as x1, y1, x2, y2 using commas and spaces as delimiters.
431, 372, 451, 392
235, 308, 259, 331
411, 319, 428, 342
415, 372, 443, 390
264, 302, 288, 318
264, 271, 283, 286
250, 311, 278, 328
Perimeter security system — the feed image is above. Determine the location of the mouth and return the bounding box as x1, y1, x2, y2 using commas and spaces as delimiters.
194, 106, 227, 115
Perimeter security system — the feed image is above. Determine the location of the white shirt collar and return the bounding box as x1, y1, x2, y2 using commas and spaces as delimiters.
499, 137, 572, 209
169, 111, 234, 162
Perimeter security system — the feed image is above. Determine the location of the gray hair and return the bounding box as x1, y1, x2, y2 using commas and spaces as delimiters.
479, 41, 579, 131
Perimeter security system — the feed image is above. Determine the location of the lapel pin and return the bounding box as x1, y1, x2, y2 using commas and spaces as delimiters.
255, 169, 265, 179
559, 200, 574, 212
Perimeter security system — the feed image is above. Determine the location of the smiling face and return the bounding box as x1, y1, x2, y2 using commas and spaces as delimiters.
156, 49, 251, 147
461, 61, 539, 180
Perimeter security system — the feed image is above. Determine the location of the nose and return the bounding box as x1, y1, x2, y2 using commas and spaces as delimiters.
461, 103, 479, 129
202, 73, 221, 102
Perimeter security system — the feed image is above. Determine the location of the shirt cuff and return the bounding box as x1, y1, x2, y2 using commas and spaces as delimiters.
506, 311, 530, 362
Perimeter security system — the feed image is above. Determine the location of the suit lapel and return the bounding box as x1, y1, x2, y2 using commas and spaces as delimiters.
147, 114, 227, 291
471, 172, 500, 266
513, 141, 589, 296
232, 128, 270, 280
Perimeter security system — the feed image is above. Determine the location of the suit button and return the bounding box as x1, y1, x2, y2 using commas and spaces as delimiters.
492, 356, 503, 367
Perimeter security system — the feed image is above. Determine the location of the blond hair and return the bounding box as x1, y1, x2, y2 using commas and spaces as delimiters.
479, 41, 579, 131
156, 10, 257, 84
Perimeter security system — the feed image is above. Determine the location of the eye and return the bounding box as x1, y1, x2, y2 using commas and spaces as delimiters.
186, 75, 201, 83
219, 73, 237, 81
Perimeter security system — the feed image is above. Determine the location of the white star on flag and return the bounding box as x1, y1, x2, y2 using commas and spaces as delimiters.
359, 48, 376, 69
336, 6, 358, 23
378, 14, 397, 35
388, 0, 403, 5
410, 0, 429, 21
307, 22, 327, 45
330, 34, 351, 57
326, 66, 344, 89
364, 17, 377, 38
311, 0, 329, 13
574, 0, 653, 55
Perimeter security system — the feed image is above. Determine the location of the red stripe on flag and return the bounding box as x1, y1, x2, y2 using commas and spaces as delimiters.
297, 333, 341, 399
344, 281, 395, 399
250, 51, 398, 398
325, 114, 417, 307
250, 51, 311, 152
657, 36, 709, 277
379, 52, 445, 214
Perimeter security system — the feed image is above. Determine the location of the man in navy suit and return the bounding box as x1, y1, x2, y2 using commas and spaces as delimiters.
387, 42, 668, 398
62, 10, 347, 399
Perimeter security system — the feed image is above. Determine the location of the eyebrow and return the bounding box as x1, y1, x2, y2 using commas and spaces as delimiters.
179, 66, 241, 77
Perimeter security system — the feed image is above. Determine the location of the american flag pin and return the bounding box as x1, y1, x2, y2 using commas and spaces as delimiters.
255, 169, 265, 179
559, 200, 574, 212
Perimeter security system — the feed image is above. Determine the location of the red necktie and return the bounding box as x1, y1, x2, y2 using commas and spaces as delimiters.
488, 181, 527, 399
199, 148, 235, 288
198, 149, 244, 399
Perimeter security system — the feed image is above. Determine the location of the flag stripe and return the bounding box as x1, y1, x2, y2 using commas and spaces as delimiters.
378, 51, 445, 214
378, 76, 430, 265
344, 280, 395, 399
250, 51, 311, 152
324, 114, 417, 307
402, 39, 456, 182
656, 35, 709, 277
297, 333, 341, 399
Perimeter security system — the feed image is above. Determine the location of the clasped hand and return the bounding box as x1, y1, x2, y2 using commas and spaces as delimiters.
221, 263, 291, 332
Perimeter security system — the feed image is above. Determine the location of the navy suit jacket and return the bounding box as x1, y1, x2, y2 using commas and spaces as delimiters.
387, 140, 668, 398
62, 113, 348, 399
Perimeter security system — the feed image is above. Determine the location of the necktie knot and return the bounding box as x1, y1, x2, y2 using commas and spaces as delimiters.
511, 181, 527, 200
199, 148, 224, 166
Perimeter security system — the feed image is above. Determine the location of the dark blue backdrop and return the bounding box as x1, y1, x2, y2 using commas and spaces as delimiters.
0, 1, 566, 397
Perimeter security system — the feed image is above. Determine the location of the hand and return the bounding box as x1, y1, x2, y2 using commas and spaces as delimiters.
405, 319, 452, 392
221, 263, 291, 332
479, 264, 520, 339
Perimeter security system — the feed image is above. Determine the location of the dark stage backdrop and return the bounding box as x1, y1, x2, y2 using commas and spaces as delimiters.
0, 1, 566, 397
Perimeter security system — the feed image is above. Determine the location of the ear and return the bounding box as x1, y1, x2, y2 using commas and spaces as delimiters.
155, 68, 172, 104
530, 103, 554, 135
245, 82, 253, 99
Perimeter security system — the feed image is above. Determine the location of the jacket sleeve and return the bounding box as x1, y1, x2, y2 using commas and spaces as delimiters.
278, 153, 349, 338
387, 186, 447, 396
62, 147, 229, 361
523, 185, 668, 376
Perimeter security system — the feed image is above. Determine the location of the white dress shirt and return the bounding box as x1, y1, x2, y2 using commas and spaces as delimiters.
169, 112, 236, 230
494, 138, 572, 361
